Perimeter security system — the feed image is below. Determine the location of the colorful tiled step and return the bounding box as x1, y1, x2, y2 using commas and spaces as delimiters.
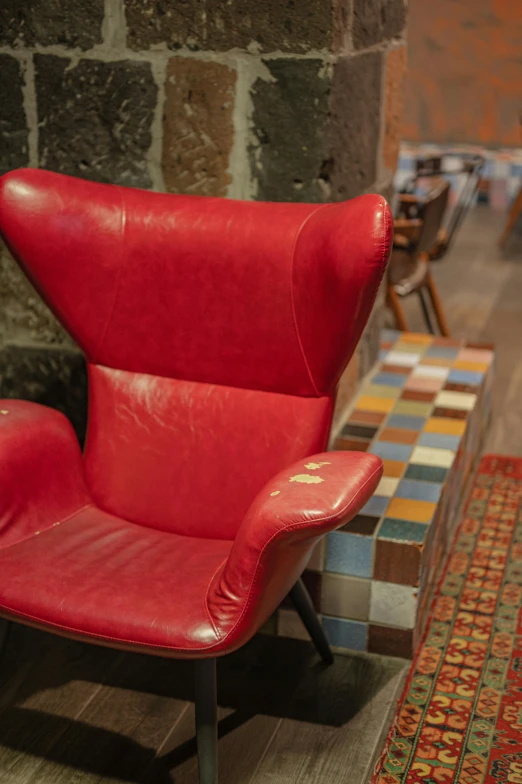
268, 330, 494, 659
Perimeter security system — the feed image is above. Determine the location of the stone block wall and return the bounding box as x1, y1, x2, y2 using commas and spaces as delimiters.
0, 0, 407, 437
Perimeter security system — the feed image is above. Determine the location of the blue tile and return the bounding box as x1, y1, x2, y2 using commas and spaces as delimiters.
448, 369, 483, 385
387, 414, 426, 431
378, 518, 428, 544
326, 532, 373, 578
322, 616, 368, 651
405, 464, 448, 483
372, 372, 406, 387
418, 432, 461, 451
425, 345, 460, 359
369, 442, 413, 462
359, 495, 390, 517
396, 478, 442, 503
379, 349, 389, 361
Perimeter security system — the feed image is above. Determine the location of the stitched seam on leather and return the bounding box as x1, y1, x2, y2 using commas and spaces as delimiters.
204, 557, 228, 641
93, 186, 127, 362
0, 504, 94, 553
289, 203, 330, 397
216, 462, 383, 647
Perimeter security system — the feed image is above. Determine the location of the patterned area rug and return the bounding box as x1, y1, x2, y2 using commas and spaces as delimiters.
372, 454, 522, 784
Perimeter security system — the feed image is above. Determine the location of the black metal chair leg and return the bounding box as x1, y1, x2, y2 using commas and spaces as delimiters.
0, 620, 10, 658
418, 287, 436, 334
194, 658, 218, 784
289, 578, 334, 665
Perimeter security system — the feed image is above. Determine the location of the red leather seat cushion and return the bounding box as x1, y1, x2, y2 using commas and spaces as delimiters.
0, 505, 232, 657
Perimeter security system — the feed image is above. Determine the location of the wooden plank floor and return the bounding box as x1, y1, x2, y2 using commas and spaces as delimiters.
1, 206, 521, 783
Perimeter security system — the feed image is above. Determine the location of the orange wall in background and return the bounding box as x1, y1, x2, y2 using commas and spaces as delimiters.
404, 0, 522, 147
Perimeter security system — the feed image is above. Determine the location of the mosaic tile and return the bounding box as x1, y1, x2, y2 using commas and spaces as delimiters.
341, 423, 378, 439
425, 416, 467, 435
402, 391, 437, 406
435, 390, 477, 411
363, 384, 402, 399
341, 514, 380, 536
393, 400, 433, 417
381, 459, 406, 478
412, 365, 450, 380
372, 372, 406, 387
404, 376, 444, 394
443, 382, 479, 394
393, 342, 428, 354
404, 463, 448, 483
397, 332, 432, 344
411, 445, 455, 469
374, 539, 422, 586
432, 406, 468, 421
387, 414, 427, 431
335, 437, 370, 452
378, 517, 429, 544
385, 351, 421, 368
396, 478, 442, 503
418, 432, 461, 451
425, 345, 460, 359
464, 340, 495, 350
369, 442, 413, 462
453, 360, 490, 373
326, 532, 373, 578
368, 625, 413, 658
447, 369, 485, 386
321, 574, 370, 621
370, 582, 417, 629
458, 348, 494, 363
375, 476, 400, 496
356, 396, 396, 414
381, 329, 402, 342
350, 410, 386, 426
433, 337, 462, 347
359, 495, 390, 517
322, 616, 368, 651
387, 497, 436, 523
381, 364, 411, 375
379, 427, 419, 445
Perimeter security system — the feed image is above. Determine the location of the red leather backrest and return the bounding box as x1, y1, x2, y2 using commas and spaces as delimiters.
0, 169, 391, 397
0, 169, 392, 539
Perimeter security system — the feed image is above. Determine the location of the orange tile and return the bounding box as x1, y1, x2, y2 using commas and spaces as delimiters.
380, 427, 419, 445
356, 396, 396, 413
401, 390, 436, 403
424, 417, 467, 436
453, 360, 489, 372
381, 459, 406, 478
387, 498, 436, 523
397, 333, 433, 344
421, 357, 454, 367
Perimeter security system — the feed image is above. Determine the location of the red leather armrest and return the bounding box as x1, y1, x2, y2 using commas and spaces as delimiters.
0, 400, 90, 549
207, 451, 382, 652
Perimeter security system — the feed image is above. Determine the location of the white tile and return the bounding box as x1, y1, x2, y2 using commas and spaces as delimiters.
411, 445, 455, 468
435, 390, 477, 411
375, 476, 400, 497
412, 365, 450, 380
385, 351, 421, 368
370, 582, 417, 629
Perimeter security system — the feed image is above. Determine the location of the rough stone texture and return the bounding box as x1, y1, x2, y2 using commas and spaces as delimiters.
163, 58, 236, 197
0, 54, 29, 176
0, 0, 104, 50
0, 245, 72, 346
352, 0, 407, 50
0, 345, 87, 443
249, 59, 330, 202
35, 55, 157, 188
383, 45, 407, 171
126, 0, 335, 53
329, 52, 382, 201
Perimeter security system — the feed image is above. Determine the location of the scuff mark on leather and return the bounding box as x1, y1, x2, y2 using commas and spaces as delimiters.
289, 474, 324, 484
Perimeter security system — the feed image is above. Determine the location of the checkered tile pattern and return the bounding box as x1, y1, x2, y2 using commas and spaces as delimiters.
266, 331, 494, 659
396, 142, 522, 211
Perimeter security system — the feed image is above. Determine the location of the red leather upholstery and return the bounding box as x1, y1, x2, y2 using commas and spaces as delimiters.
0, 168, 391, 657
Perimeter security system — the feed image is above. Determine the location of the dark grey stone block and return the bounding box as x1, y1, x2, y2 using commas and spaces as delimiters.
0, 344, 87, 443
35, 54, 157, 188
0, 54, 29, 176
249, 59, 330, 202
353, 0, 407, 49
0, 0, 104, 50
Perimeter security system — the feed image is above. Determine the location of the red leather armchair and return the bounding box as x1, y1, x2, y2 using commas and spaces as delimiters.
0, 169, 391, 783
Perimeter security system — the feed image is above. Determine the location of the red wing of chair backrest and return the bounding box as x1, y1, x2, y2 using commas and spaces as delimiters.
0, 169, 391, 540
